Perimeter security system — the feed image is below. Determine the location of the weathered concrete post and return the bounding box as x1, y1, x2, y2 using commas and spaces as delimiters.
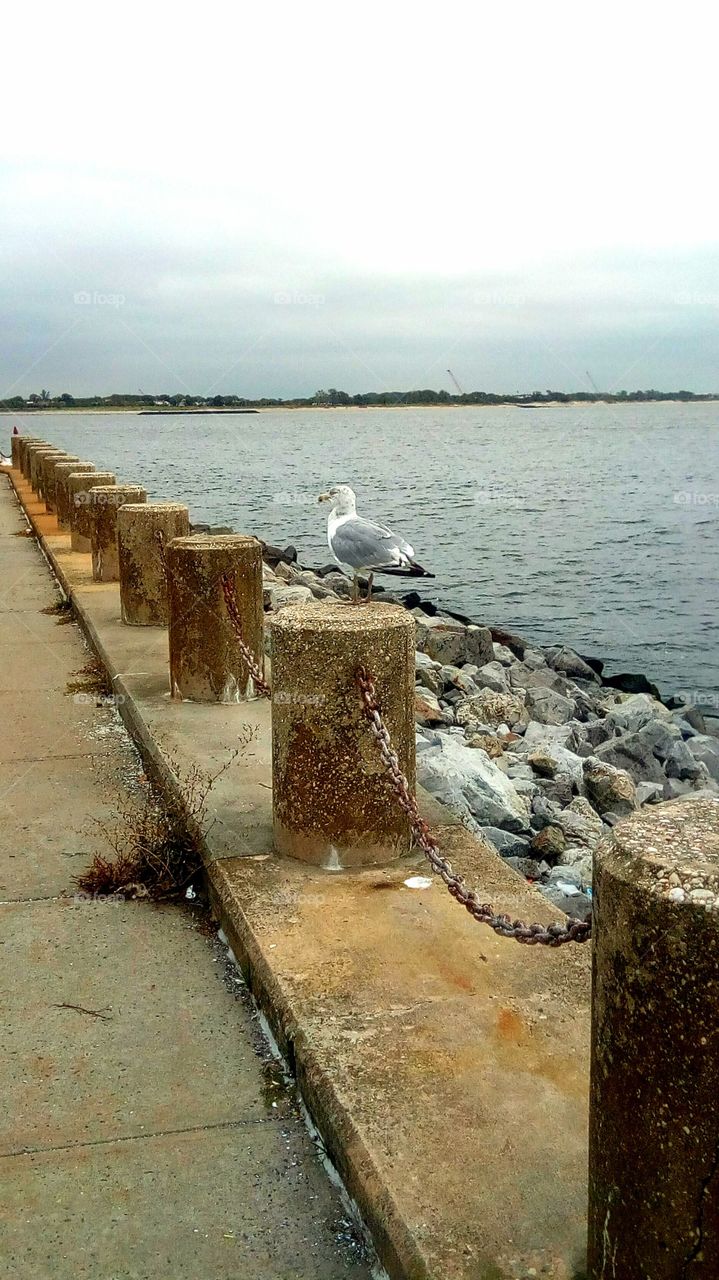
10, 434, 23, 469
117, 503, 190, 625
55, 462, 96, 531
43, 453, 80, 514
68, 472, 117, 551
19, 439, 46, 479
588, 796, 719, 1277
166, 534, 264, 701
271, 602, 416, 868
30, 447, 64, 495
89, 486, 147, 582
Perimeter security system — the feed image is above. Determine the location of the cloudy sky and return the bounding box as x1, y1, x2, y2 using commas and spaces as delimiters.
2, 2, 717, 398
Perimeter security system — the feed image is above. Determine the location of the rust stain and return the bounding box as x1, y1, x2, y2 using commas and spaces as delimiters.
496, 1006, 525, 1044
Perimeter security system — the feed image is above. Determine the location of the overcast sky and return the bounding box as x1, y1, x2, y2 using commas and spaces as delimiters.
2, 2, 717, 398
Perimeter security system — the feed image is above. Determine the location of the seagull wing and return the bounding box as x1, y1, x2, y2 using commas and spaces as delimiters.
330, 516, 415, 572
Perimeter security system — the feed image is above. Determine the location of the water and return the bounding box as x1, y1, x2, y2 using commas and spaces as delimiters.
17, 403, 719, 703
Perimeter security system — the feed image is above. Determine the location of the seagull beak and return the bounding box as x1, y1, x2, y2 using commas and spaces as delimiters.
317, 492, 331, 503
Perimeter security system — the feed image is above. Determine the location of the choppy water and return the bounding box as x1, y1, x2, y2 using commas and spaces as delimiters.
15, 403, 719, 703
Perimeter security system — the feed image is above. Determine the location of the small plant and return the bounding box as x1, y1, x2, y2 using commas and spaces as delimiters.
66, 655, 114, 699
76, 734, 255, 901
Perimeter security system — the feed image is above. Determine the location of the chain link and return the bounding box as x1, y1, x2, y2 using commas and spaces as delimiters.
221, 573, 271, 698
155, 529, 168, 574
355, 665, 592, 947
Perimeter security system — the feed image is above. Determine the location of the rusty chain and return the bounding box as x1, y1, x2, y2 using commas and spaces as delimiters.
355, 665, 592, 946
155, 529, 168, 574
221, 573, 271, 698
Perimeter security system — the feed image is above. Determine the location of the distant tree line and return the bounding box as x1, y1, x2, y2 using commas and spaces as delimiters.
0, 387, 715, 411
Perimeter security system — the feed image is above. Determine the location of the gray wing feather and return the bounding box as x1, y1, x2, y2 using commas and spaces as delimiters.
330, 517, 413, 570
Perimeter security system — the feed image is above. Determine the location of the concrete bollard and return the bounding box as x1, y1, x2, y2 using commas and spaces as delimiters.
43, 453, 80, 514
271, 602, 416, 868
19, 439, 46, 479
167, 534, 264, 702
89, 486, 147, 581
68, 472, 117, 552
117, 503, 190, 625
588, 796, 719, 1277
55, 462, 96, 531
30, 447, 64, 495
10, 434, 24, 468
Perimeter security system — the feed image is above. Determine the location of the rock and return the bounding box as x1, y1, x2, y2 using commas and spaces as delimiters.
414, 689, 445, 726
321, 571, 352, 598
267, 583, 315, 610
489, 625, 527, 658
522, 647, 547, 670
509, 664, 567, 693
675, 704, 707, 734
416, 666, 444, 697
504, 855, 547, 880
415, 615, 468, 666
475, 661, 510, 693
546, 645, 601, 684
525, 687, 575, 725
594, 721, 679, 783
536, 773, 576, 807
465, 625, 494, 667
553, 796, 604, 849
704, 717, 719, 740
530, 825, 566, 860
605, 693, 673, 735
467, 733, 505, 758
480, 828, 531, 858
583, 758, 636, 817
664, 738, 705, 782
557, 847, 594, 884
540, 882, 592, 922
492, 643, 516, 666
416, 732, 530, 832
521, 721, 579, 751
686, 735, 719, 782
463, 688, 528, 731
583, 718, 615, 748
547, 864, 584, 889
601, 671, 662, 699
663, 777, 694, 801
527, 751, 558, 778
635, 781, 664, 805
440, 665, 480, 696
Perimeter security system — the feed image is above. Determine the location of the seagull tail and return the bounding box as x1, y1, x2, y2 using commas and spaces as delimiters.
381, 560, 435, 579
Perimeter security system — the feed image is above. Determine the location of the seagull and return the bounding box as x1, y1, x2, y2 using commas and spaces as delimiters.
318, 483, 434, 602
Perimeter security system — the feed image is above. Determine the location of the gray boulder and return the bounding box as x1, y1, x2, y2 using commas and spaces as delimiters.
416, 732, 530, 832
553, 796, 604, 849
605, 692, 673, 735
686, 735, 719, 782
492, 643, 516, 666
475, 661, 510, 693
505, 855, 549, 880
479, 827, 531, 858
525, 686, 576, 726
664, 737, 705, 782
594, 720, 681, 783
546, 645, 601, 684
540, 881, 592, 922
415, 614, 468, 666
465, 625, 494, 666
583, 757, 636, 817
635, 781, 664, 805
462, 687, 529, 730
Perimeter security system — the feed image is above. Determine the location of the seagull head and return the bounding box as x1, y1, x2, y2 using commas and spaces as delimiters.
317, 484, 357, 516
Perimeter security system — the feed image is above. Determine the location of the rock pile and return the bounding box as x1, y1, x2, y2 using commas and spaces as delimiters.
261, 556, 719, 920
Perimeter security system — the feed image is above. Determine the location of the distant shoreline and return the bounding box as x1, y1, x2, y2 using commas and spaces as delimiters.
2, 398, 718, 416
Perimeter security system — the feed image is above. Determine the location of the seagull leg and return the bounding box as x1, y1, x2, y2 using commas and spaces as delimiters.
365, 573, 374, 604
351, 573, 360, 604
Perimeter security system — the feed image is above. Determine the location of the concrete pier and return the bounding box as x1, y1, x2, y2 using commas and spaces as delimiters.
68, 472, 117, 552
10, 434, 22, 468
43, 453, 80, 513
167, 534, 264, 702
588, 797, 719, 1277
118, 502, 190, 626
0, 473, 371, 1280
271, 602, 416, 868
55, 462, 96, 531
30, 447, 64, 495
89, 485, 147, 582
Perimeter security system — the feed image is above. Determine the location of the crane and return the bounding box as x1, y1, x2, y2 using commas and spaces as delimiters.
447, 369, 464, 395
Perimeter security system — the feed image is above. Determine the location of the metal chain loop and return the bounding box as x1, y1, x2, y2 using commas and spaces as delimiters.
355, 664, 592, 947
155, 529, 168, 574
221, 573, 271, 698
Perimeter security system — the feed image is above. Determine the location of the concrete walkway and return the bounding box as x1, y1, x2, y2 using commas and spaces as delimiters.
0, 475, 372, 1279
